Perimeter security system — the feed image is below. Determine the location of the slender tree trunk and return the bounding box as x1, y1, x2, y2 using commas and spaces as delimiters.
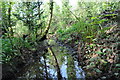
7, 2, 14, 49
43, 55, 48, 80
40, 0, 53, 41
44, 0, 53, 35
37, 0, 42, 37
8, 2, 13, 36
26, 2, 31, 33
64, 4, 80, 21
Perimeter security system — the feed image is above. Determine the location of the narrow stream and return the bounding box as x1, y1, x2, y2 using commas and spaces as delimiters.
17, 39, 85, 80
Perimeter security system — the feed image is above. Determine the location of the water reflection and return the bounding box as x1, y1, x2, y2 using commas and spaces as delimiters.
60, 56, 67, 78
45, 40, 85, 79
17, 40, 85, 80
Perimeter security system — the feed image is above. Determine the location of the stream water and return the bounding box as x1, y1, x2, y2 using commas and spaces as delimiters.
17, 39, 85, 80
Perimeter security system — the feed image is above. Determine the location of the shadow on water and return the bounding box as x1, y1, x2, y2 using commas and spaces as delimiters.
17, 39, 85, 80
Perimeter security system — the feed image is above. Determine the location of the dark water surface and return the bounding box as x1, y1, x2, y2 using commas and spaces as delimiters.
17, 39, 85, 80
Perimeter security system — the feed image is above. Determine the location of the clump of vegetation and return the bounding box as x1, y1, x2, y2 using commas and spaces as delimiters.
1, 0, 120, 80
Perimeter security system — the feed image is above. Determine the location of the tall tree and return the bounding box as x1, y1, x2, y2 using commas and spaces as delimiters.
39, 0, 54, 41
8, 2, 13, 36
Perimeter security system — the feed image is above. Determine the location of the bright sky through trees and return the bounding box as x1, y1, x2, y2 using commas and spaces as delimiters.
42, 0, 78, 6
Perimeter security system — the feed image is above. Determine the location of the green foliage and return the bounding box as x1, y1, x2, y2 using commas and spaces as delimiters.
2, 39, 14, 62
94, 68, 102, 73
1, 36, 32, 63
2, 39, 13, 53
56, 2, 119, 44
57, 19, 99, 42
1, 1, 120, 79
13, 20, 29, 36
95, 51, 107, 55
116, 64, 120, 67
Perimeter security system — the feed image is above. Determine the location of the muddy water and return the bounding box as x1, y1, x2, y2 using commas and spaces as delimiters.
17, 39, 85, 80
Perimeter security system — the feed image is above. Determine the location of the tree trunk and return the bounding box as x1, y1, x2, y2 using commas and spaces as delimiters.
39, 0, 53, 41
8, 2, 13, 36
43, 55, 48, 80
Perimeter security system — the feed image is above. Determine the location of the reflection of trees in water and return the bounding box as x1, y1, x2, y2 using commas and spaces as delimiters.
47, 42, 62, 80
67, 55, 76, 79
46, 40, 84, 79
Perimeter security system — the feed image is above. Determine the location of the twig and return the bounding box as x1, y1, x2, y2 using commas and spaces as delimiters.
64, 4, 80, 21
